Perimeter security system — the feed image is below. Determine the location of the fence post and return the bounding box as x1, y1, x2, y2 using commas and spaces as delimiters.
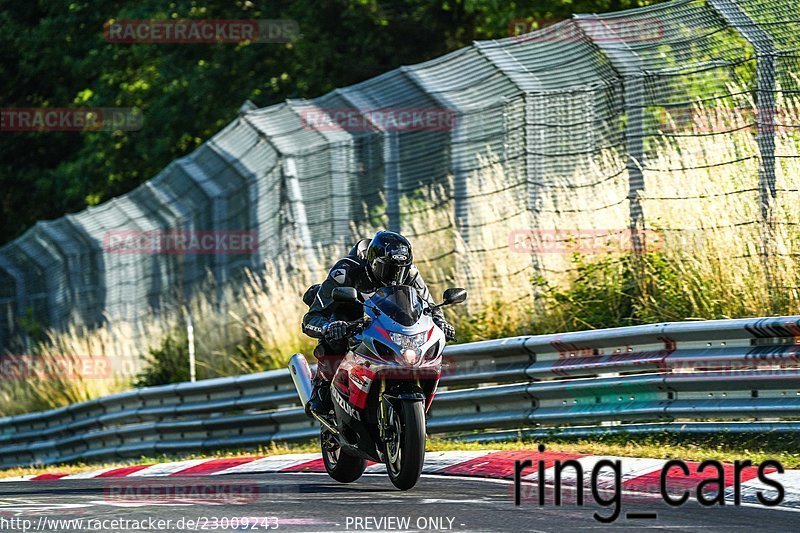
473, 43, 545, 250
177, 157, 228, 299
524, 93, 546, 284
0, 257, 26, 350
286, 100, 355, 245
283, 157, 318, 272
383, 131, 401, 233
472, 43, 547, 301
708, 0, 777, 282
330, 141, 354, 242
574, 15, 646, 254
331, 89, 399, 234
451, 115, 469, 247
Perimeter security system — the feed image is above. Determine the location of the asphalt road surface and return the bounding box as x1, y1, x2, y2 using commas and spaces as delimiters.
0, 472, 795, 532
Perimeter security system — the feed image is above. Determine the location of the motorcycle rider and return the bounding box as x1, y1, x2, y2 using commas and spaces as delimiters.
302, 230, 456, 416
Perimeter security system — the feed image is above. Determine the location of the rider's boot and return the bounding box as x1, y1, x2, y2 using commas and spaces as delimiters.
305, 377, 333, 417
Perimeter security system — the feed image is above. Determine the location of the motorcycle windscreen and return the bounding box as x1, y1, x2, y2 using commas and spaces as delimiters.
370, 285, 424, 327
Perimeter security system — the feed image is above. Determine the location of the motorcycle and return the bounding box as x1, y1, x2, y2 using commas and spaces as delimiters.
289, 285, 466, 490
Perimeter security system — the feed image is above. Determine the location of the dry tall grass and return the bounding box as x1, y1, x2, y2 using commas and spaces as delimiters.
7, 98, 798, 416
640, 97, 800, 318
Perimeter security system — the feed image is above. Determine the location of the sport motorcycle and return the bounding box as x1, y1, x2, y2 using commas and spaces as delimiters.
289, 285, 466, 490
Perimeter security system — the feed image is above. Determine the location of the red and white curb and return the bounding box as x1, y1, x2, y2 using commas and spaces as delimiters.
3, 450, 798, 510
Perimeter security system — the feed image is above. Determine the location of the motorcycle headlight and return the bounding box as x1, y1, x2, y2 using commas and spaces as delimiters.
402, 349, 419, 365
388, 331, 427, 356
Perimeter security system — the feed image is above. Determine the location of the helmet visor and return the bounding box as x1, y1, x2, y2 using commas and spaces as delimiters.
372, 257, 410, 286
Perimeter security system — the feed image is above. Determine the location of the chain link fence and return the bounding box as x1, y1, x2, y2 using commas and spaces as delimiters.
1, 0, 798, 351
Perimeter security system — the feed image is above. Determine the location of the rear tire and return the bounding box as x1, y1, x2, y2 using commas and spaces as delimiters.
321, 430, 367, 483
385, 401, 426, 490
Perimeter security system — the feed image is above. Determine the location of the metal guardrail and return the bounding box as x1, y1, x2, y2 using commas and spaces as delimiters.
2, 315, 800, 468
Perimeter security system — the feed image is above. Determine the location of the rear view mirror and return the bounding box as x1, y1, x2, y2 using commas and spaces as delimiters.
442, 288, 467, 305
331, 287, 359, 303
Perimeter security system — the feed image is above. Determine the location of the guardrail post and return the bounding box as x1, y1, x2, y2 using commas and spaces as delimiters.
185, 306, 196, 382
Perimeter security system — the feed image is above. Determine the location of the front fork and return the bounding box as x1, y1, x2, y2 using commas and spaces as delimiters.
378, 378, 426, 444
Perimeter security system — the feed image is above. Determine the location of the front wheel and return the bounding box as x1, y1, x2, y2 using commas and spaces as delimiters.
321, 429, 367, 483
385, 401, 426, 490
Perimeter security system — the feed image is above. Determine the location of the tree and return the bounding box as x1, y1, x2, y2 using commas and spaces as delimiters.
0, 0, 662, 245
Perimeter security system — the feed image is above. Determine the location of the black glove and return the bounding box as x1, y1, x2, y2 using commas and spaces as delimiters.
434, 317, 456, 342
323, 320, 349, 341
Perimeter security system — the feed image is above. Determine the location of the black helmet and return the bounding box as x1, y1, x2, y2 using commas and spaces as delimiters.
366, 230, 413, 286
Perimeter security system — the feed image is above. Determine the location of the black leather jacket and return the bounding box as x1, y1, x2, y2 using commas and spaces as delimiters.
302, 238, 444, 339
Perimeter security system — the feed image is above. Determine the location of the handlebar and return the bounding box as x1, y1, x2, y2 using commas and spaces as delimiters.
346, 316, 372, 337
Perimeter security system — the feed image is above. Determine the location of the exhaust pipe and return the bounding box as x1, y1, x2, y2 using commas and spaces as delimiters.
288, 353, 313, 407
288, 353, 340, 435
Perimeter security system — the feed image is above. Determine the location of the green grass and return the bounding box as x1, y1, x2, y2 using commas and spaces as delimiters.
3, 433, 799, 478
429, 433, 800, 468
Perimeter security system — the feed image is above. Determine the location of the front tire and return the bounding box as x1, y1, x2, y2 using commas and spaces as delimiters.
385, 401, 426, 490
321, 429, 367, 483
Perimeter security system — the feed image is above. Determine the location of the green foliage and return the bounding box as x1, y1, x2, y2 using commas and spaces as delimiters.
541, 254, 635, 330
631, 251, 699, 322
230, 337, 286, 375
18, 307, 46, 344
533, 252, 714, 333
450, 298, 531, 343
0, 0, 665, 245
134, 332, 190, 387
